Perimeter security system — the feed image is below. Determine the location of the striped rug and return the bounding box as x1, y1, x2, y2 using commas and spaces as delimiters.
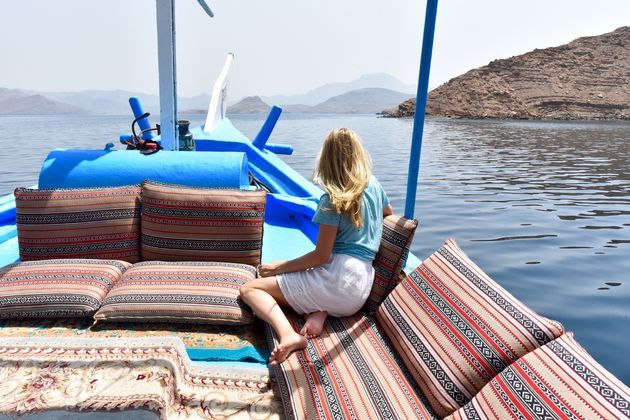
267, 313, 437, 419
447, 333, 630, 420
15, 186, 141, 263
376, 238, 565, 416
140, 181, 266, 266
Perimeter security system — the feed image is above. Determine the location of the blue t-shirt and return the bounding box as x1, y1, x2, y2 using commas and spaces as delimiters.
312, 176, 390, 261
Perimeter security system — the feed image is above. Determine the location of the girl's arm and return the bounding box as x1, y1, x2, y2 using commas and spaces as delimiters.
384, 204, 393, 217
258, 224, 338, 277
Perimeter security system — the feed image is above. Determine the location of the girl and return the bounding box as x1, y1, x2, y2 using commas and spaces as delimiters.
240, 128, 392, 365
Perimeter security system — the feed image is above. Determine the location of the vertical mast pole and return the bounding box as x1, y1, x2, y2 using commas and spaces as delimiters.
156, 0, 178, 151
404, 0, 438, 219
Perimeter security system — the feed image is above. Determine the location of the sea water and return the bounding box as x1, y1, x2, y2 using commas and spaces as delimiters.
0, 113, 628, 385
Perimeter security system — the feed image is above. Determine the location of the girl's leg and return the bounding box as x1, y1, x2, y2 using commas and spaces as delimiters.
300, 311, 328, 338
239, 276, 306, 365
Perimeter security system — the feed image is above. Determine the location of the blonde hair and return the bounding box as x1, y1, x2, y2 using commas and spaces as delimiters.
313, 128, 371, 228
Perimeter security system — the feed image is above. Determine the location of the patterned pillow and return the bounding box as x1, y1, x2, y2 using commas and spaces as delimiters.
363, 215, 418, 313
267, 313, 437, 419
140, 181, 266, 266
15, 185, 141, 263
376, 238, 565, 417
0, 259, 130, 319
94, 261, 256, 325
447, 333, 630, 420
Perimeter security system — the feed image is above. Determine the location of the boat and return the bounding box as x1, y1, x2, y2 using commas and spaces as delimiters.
0, 1, 628, 419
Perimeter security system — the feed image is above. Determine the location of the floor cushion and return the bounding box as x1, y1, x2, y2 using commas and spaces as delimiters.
364, 215, 418, 313
376, 238, 565, 417
267, 313, 437, 419
94, 261, 256, 325
140, 181, 266, 266
0, 259, 130, 319
446, 333, 630, 420
15, 185, 141, 263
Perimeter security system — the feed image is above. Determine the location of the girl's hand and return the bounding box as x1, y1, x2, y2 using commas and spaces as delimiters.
258, 260, 286, 277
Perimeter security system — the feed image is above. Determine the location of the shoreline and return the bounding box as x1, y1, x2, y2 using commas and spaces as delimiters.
380, 113, 630, 122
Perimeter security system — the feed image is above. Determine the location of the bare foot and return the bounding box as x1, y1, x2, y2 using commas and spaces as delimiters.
269, 332, 307, 366
300, 311, 328, 339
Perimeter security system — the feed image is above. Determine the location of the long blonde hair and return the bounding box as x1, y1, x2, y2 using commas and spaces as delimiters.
313, 128, 371, 228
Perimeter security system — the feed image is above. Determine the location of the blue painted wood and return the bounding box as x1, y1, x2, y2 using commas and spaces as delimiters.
262, 222, 315, 264
38, 150, 250, 189
0, 226, 16, 244
156, 0, 178, 151
192, 125, 322, 199
404, 0, 439, 220
129, 97, 155, 140
253, 106, 283, 150
264, 143, 293, 155
0, 194, 16, 226
0, 237, 19, 268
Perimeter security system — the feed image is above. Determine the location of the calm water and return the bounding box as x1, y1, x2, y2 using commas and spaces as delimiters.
0, 114, 629, 384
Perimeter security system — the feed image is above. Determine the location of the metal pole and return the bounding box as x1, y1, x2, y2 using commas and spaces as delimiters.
404, 0, 439, 219
156, 0, 178, 151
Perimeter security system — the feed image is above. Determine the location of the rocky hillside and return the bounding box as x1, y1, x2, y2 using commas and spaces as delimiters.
263, 73, 415, 106
0, 89, 86, 115
229, 89, 412, 114
306, 88, 411, 114
228, 96, 271, 114
384, 27, 630, 120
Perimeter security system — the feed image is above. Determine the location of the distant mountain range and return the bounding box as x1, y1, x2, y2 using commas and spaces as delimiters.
0, 73, 415, 116
43, 90, 211, 116
291, 88, 413, 114
0, 89, 85, 115
262, 73, 415, 106
0, 88, 211, 116
226, 88, 414, 115
227, 96, 272, 114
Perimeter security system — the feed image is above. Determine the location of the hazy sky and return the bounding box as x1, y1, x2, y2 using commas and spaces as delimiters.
1, 0, 628, 100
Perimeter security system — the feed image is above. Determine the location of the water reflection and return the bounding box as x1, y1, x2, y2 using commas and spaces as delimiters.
420, 119, 629, 250
411, 118, 630, 385
266, 117, 629, 387
471, 234, 558, 242
1, 114, 628, 385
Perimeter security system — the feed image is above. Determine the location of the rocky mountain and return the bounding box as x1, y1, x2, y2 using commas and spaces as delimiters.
227, 88, 412, 114
0, 89, 86, 115
383, 27, 630, 120
0, 88, 28, 102
228, 96, 271, 114
382, 97, 417, 118
296, 88, 412, 114
44, 90, 211, 115
2, 72, 416, 116
0, 88, 211, 116
263, 73, 416, 106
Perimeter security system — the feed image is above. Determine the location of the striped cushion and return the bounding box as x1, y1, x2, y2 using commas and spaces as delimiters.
267, 313, 437, 419
376, 238, 565, 417
140, 181, 266, 265
447, 333, 630, 420
364, 215, 418, 313
15, 185, 141, 263
94, 261, 256, 325
0, 259, 130, 318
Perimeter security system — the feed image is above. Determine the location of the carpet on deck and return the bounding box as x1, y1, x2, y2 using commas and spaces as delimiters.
0, 336, 281, 419
0, 318, 269, 363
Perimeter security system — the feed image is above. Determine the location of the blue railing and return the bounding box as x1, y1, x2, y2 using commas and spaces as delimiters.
404, 0, 439, 220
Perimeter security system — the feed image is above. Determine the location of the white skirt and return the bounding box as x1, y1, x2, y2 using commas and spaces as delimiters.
276, 253, 374, 317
